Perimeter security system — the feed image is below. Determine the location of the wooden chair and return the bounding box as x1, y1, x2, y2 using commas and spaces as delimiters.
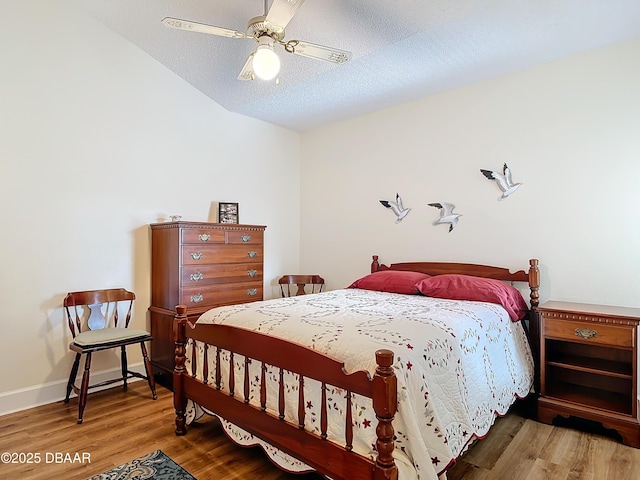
278, 275, 325, 297
63, 288, 157, 424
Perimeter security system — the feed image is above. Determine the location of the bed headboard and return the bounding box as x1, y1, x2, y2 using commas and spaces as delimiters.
370, 255, 540, 310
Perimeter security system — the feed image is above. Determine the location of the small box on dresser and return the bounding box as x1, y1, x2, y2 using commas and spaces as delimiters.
149, 221, 266, 388
538, 300, 640, 447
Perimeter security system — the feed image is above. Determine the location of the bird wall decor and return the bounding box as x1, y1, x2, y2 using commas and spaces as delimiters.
380, 193, 411, 223
428, 202, 462, 232
480, 163, 522, 200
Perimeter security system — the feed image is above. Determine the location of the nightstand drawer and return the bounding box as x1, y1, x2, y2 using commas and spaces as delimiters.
543, 318, 634, 348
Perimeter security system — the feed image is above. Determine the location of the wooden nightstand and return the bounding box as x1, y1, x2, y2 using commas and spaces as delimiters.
538, 301, 640, 447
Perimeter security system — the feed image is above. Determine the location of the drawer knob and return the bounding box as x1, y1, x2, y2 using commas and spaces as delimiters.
241, 235, 251, 243
190, 294, 204, 303
190, 252, 203, 260
575, 328, 597, 340
247, 251, 257, 258
190, 272, 204, 282
247, 288, 258, 296
247, 269, 257, 277
199, 234, 211, 242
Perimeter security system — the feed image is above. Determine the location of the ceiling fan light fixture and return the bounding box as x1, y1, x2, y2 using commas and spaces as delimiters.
253, 36, 280, 81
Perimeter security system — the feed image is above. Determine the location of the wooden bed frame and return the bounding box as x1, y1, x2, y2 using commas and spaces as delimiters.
172, 256, 540, 480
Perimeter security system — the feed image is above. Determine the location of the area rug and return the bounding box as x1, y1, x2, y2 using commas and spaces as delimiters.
87, 449, 196, 480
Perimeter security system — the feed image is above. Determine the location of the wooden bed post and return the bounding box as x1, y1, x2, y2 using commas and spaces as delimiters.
528, 259, 540, 310
371, 255, 380, 273
174, 304, 188, 436
372, 349, 398, 480
527, 259, 541, 395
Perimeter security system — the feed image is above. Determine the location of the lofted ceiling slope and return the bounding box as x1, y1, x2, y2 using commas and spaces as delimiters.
74, 0, 640, 132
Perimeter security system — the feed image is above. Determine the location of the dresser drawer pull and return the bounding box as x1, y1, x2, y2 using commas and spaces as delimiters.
247, 288, 258, 296
190, 252, 203, 260
247, 251, 257, 259
190, 294, 204, 304
241, 235, 251, 242
190, 272, 204, 282
247, 269, 257, 277
198, 234, 211, 242
575, 328, 597, 340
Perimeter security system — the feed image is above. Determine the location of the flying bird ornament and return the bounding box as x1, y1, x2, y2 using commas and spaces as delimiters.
428, 202, 462, 232
480, 163, 522, 200
380, 193, 411, 223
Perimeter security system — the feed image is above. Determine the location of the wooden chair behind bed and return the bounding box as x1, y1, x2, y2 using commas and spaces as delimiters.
278, 274, 325, 297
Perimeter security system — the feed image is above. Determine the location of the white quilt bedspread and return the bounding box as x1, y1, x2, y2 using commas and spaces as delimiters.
186, 288, 534, 480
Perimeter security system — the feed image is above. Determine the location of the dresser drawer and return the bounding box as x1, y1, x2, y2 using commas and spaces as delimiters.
543, 317, 635, 348
179, 283, 263, 308
182, 245, 263, 265
181, 228, 226, 244
181, 263, 263, 286
227, 230, 263, 245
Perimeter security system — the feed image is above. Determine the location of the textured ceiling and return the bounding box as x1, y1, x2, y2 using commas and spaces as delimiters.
74, 0, 640, 132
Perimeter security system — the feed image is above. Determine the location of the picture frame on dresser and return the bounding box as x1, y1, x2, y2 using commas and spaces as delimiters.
218, 202, 239, 224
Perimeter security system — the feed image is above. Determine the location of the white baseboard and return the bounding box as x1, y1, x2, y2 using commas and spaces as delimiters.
0, 363, 148, 417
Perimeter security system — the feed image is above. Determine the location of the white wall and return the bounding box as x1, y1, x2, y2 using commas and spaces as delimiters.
301, 39, 640, 309
0, 0, 301, 411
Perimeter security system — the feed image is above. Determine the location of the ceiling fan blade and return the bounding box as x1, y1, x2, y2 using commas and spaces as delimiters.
287, 40, 352, 64
265, 0, 305, 32
237, 53, 255, 81
162, 17, 249, 39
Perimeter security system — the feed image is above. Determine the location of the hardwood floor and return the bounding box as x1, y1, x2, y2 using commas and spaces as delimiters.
2, 382, 640, 479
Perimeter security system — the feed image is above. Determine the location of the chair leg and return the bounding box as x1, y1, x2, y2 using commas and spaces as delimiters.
77, 353, 92, 424
140, 342, 157, 400
121, 345, 128, 391
65, 353, 81, 403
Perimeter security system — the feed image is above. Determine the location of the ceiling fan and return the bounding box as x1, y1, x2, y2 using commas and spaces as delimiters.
162, 0, 352, 82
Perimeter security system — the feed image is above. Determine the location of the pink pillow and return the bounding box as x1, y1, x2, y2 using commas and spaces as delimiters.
349, 270, 431, 295
415, 274, 529, 321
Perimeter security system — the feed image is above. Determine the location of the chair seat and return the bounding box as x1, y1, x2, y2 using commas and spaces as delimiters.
73, 328, 151, 348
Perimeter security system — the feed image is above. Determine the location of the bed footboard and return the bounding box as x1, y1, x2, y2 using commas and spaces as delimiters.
173, 305, 399, 480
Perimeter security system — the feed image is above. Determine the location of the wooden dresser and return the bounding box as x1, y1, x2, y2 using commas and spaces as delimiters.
538, 301, 640, 447
149, 221, 266, 386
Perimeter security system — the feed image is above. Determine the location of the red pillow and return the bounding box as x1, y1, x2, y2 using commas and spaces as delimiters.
415, 274, 529, 321
349, 270, 431, 295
